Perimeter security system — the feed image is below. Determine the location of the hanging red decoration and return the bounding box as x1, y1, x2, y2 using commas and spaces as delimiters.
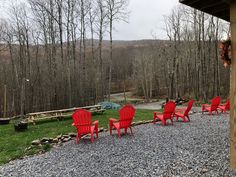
220, 38, 231, 68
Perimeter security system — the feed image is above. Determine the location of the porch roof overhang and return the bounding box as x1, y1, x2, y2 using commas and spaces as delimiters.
179, 0, 231, 22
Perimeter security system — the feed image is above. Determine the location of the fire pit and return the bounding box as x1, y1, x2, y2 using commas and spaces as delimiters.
0, 118, 10, 125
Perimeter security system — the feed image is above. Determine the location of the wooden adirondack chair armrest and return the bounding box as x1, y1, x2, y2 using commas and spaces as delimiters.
176, 108, 186, 111
154, 111, 163, 115
109, 118, 119, 122
175, 108, 186, 113
202, 104, 210, 107
92, 120, 99, 126
220, 103, 226, 106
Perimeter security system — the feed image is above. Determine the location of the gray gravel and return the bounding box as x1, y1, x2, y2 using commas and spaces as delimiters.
134, 101, 201, 112
1, 113, 236, 177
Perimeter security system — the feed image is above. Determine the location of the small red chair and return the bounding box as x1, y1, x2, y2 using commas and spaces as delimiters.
202, 96, 221, 115
153, 101, 176, 126
109, 105, 135, 138
72, 109, 99, 143
218, 98, 230, 113
174, 100, 194, 122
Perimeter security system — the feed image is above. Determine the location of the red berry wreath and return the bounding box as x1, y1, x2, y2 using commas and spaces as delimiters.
220, 38, 231, 68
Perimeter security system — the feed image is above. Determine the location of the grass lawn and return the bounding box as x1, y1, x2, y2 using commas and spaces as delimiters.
0, 109, 155, 165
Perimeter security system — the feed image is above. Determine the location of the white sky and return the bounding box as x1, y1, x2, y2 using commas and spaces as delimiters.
0, 0, 180, 41
112, 0, 179, 40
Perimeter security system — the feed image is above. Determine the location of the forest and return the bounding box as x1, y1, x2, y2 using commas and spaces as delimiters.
0, 0, 230, 117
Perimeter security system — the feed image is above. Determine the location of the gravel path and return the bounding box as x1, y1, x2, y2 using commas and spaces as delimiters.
134, 101, 201, 112
134, 101, 163, 110
1, 113, 236, 177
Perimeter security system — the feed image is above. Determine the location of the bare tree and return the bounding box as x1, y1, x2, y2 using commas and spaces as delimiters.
106, 0, 129, 101
96, 0, 108, 101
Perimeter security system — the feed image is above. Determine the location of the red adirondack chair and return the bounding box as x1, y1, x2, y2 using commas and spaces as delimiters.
174, 99, 194, 122
109, 105, 135, 138
72, 109, 99, 143
218, 98, 230, 113
153, 101, 176, 126
202, 96, 221, 115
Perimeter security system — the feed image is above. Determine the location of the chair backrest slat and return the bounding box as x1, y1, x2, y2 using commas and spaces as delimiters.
211, 96, 221, 111
163, 101, 176, 119
72, 109, 92, 134
184, 100, 194, 116
119, 105, 135, 128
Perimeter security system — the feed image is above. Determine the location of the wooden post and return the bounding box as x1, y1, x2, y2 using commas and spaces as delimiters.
20, 78, 25, 119
3, 85, 7, 118
230, 1, 236, 169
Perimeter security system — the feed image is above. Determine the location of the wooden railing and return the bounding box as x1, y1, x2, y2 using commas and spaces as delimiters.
26, 105, 105, 124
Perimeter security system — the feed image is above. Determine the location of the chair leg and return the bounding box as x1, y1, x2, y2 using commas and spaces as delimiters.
117, 128, 121, 138
171, 118, 174, 125
130, 127, 133, 136
76, 133, 79, 144
110, 128, 112, 135
96, 129, 98, 138
109, 122, 113, 136
186, 116, 190, 122
91, 133, 94, 142
154, 112, 157, 123
161, 120, 166, 126
95, 125, 98, 138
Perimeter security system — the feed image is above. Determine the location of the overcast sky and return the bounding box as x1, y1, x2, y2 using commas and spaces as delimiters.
112, 0, 179, 40
0, 0, 180, 41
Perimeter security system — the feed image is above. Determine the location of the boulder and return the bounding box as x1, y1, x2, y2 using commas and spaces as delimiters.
32, 139, 41, 146
62, 134, 69, 138
69, 133, 76, 137
135, 121, 143, 125
62, 137, 71, 142
52, 138, 59, 144
42, 140, 50, 145
144, 120, 153, 124
98, 127, 104, 132
57, 135, 62, 139
48, 138, 54, 143
41, 137, 50, 142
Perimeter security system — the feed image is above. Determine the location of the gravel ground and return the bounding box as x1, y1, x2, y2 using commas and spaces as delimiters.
134, 102, 163, 110
134, 101, 201, 112
1, 113, 236, 177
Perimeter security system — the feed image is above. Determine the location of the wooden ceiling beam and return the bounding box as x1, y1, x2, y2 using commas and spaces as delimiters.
200, 1, 226, 11
212, 10, 229, 20
180, 0, 230, 21
223, 0, 232, 5
202, 4, 229, 13
179, 0, 200, 6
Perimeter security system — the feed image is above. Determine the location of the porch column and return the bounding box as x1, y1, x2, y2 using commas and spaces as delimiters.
230, 0, 236, 169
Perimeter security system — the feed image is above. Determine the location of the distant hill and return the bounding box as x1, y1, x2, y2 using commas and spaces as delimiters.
0, 39, 171, 61
85, 39, 169, 49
